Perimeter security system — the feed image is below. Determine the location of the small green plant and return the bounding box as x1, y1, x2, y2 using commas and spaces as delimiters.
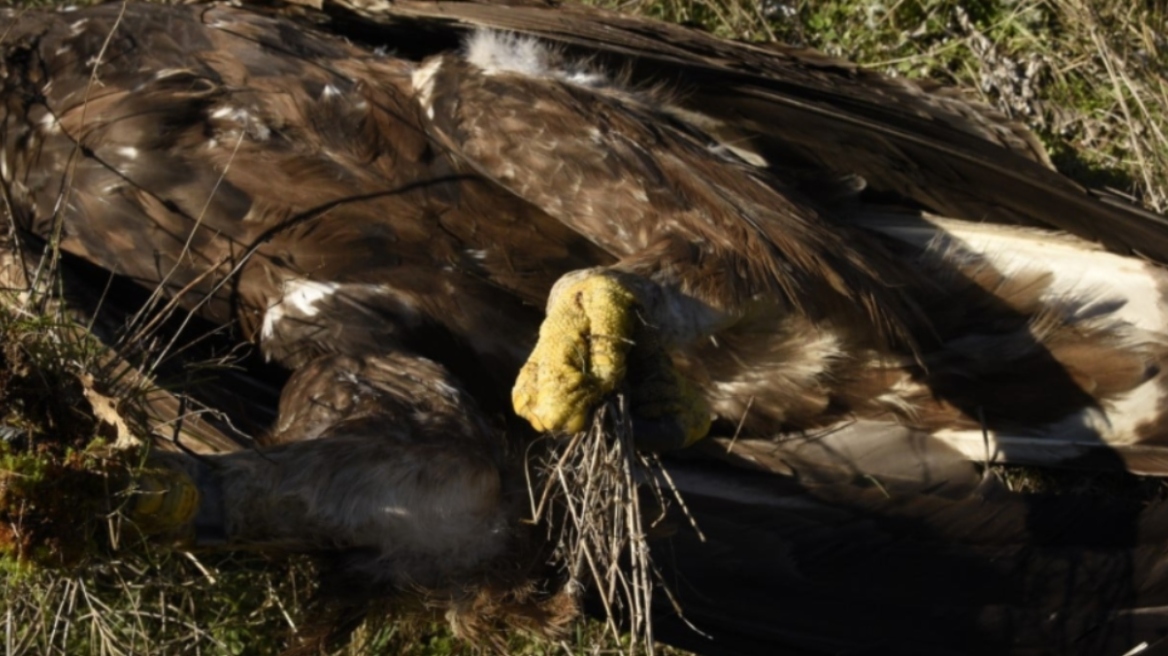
0, 308, 139, 572
0, 439, 122, 569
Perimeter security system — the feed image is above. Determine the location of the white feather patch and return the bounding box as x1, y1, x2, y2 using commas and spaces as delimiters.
867, 213, 1168, 333
411, 57, 443, 119
261, 279, 341, 342
463, 30, 606, 87
932, 374, 1168, 474
464, 30, 548, 77
208, 106, 271, 142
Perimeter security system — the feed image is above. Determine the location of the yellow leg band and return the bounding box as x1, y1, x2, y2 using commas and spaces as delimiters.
130, 468, 200, 533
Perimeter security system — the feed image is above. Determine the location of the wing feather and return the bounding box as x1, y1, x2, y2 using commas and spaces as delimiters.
319, 0, 1168, 262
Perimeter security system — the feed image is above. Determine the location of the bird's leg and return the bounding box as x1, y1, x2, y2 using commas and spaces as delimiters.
513, 268, 716, 449
129, 352, 512, 586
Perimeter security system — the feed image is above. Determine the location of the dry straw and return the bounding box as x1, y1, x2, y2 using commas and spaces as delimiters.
526, 398, 703, 656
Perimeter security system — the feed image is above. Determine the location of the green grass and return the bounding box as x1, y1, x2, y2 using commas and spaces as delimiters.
605, 0, 1168, 210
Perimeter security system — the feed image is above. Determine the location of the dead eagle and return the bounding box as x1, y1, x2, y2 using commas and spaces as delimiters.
5, 1, 1168, 654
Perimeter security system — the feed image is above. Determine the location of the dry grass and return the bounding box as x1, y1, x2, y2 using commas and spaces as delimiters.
1, 551, 315, 655
0, 259, 316, 654
601, 0, 1168, 211
0, 354, 299, 654
525, 400, 700, 656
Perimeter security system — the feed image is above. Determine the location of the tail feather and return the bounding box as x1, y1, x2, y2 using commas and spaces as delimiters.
698, 421, 982, 497
649, 459, 1168, 656
855, 212, 1168, 474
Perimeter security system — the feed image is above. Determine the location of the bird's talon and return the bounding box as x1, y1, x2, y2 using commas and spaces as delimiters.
626, 337, 712, 449
513, 272, 637, 434
513, 271, 711, 448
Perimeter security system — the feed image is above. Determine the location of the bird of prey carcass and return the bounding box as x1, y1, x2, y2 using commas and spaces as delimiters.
4, 1, 1168, 654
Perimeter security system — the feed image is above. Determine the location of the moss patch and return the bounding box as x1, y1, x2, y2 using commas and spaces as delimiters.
0, 441, 125, 569
0, 319, 141, 571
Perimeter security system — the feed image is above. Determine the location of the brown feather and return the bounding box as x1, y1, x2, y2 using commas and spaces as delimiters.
320, 0, 1168, 260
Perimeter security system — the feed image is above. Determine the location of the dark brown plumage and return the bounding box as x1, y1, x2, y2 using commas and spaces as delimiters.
5, 1, 1168, 654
